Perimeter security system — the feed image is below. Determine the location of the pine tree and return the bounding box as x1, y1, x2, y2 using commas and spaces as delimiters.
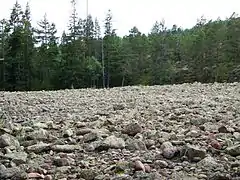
5, 2, 24, 90
84, 15, 94, 39
68, 0, 80, 40
0, 19, 7, 90
34, 13, 59, 89
83, 15, 95, 57
103, 9, 117, 87
94, 18, 101, 40
9, 1, 23, 30
104, 9, 116, 36
21, 2, 34, 90
35, 13, 58, 45
58, 0, 87, 89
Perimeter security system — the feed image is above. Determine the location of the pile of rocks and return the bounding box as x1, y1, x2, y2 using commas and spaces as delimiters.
0, 82, 240, 179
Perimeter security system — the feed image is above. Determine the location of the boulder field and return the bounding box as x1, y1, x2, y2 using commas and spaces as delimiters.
0, 82, 240, 179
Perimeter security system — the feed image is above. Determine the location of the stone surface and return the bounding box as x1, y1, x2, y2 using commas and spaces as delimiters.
51, 145, 82, 152
226, 144, 240, 156
181, 144, 207, 161
101, 135, 125, 149
0, 134, 20, 148
4, 151, 28, 165
123, 123, 142, 136
26, 142, 51, 153
0, 164, 27, 179
1, 83, 240, 179
134, 160, 145, 172
53, 158, 70, 167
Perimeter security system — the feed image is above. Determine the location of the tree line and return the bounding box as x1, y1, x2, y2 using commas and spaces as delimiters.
0, 1, 240, 91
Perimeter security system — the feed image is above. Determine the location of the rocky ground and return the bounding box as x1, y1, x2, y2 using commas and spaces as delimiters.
0, 82, 240, 180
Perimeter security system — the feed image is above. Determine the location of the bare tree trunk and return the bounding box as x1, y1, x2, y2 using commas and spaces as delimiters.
107, 69, 110, 88
121, 76, 125, 87
101, 38, 105, 88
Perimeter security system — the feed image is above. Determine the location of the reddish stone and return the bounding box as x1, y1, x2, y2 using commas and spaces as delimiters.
27, 172, 45, 179
211, 139, 222, 150
144, 164, 151, 173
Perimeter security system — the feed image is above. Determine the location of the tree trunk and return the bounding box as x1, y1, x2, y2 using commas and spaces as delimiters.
121, 75, 125, 87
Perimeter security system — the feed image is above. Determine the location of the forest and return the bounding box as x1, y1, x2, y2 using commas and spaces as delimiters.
0, 1, 240, 91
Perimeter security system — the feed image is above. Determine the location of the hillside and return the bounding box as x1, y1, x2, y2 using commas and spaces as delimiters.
0, 83, 240, 179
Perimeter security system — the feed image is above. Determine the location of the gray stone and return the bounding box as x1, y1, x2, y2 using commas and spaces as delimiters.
181, 144, 206, 161
26, 142, 51, 153
197, 156, 224, 171
84, 141, 102, 152
133, 171, 156, 179
83, 132, 98, 142
145, 139, 155, 148
218, 125, 229, 133
102, 135, 125, 149
76, 128, 92, 136
111, 175, 133, 180
33, 122, 48, 129
29, 128, 49, 141
78, 169, 98, 180
226, 144, 240, 156
113, 104, 125, 111
4, 151, 28, 165
62, 129, 74, 138
160, 141, 178, 159
162, 147, 178, 159
0, 164, 27, 179
190, 118, 207, 126
126, 138, 147, 151
161, 141, 174, 150
51, 144, 82, 152
154, 160, 168, 168
233, 132, 240, 140
55, 166, 71, 174
96, 136, 125, 151
123, 123, 142, 136
209, 172, 231, 180
115, 161, 131, 174
53, 157, 70, 167
0, 134, 20, 148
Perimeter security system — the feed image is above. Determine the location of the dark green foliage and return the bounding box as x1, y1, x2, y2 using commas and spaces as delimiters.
1, 2, 240, 91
